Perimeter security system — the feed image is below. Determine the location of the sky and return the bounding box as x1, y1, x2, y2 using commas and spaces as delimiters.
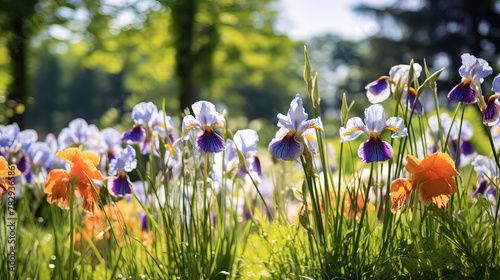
275, 0, 394, 40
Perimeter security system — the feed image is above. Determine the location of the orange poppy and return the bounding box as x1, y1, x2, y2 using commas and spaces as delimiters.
0, 156, 21, 198
390, 152, 459, 212
45, 148, 104, 214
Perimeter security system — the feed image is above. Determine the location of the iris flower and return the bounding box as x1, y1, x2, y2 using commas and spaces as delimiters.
234, 129, 262, 182
340, 104, 407, 163
268, 94, 323, 161
403, 86, 423, 115
182, 101, 226, 154
107, 145, 137, 197
390, 153, 459, 212
58, 118, 103, 153
365, 63, 422, 104
122, 102, 172, 154
45, 148, 104, 214
484, 74, 500, 126
448, 53, 492, 106
427, 114, 476, 167
0, 123, 20, 160
471, 155, 498, 199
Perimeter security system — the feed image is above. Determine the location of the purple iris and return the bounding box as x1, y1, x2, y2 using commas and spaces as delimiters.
471, 155, 498, 200
428, 114, 476, 167
122, 102, 172, 155
403, 86, 423, 115
268, 94, 323, 161
365, 63, 422, 104
340, 104, 407, 163
0, 123, 20, 159
107, 145, 137, 197
101, 128, 123, 161
483, 74, 500, 126
181, 101, 226, 154
448, 53, 492, 104
234, 129, 262, 182
58, 118, 104, 153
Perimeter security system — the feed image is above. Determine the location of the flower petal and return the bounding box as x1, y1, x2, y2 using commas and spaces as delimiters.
196, 129, 225, 154
45, 169, 70, 210
121, 125, 146, 143
493, 74, 500, 93
404, 86, 424, 115
459, 53, 492, 85
385, 117, 407, 138
339, 117, 367, 142
447, 80, 477, 104
108, 171, 133, 197
364, 104, 387, 134
484, 94, 500, 126
365, 76, 390, 103
390, 178, 416, 212
268, 132, 304, 161
405, 155, 422, 174
357, 137, 393, 163
418, 152, 459, 180
418, 177, 456, 208
233, 129, 259, 156
472, 179, 488, 199
298, 117, 324, 135
181, 115, 202, 139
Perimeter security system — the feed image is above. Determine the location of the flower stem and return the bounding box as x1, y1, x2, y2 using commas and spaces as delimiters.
68, 182, 75, 280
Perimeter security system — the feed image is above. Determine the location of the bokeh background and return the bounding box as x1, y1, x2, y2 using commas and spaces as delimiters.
1, 0, 500, 141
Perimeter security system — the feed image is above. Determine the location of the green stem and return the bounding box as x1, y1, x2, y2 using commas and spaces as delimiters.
68, 182, 75, 280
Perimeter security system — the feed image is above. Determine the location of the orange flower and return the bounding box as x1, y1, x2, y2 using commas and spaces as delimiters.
390, 152, 459, 212
0, 156, 20, 198
344, 191, 376, 220
45, 148, 104, 214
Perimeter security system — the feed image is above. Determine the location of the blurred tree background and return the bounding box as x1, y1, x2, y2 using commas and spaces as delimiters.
0, 0, 499, 139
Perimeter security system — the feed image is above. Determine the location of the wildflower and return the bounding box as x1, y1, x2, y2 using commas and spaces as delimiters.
268, 94, 323, 161
182, 101, 226, 154
122, 102, 172, 154
0, 156, 21, 198
448, 53, 492, 107
471, 155, 498, 199
58, 118, 104, 153
0, 123, 20, 159
339, 104, 407, 163
403, 86, 423, 115
234, 129, 262, 182
365, 63, 422, 103
390, 152, 459, 212
107, 145, 137, 197
100, 127, 123, 161
427, 114, 476, 167
484, 74, 500, 126
45, 148, 104, 214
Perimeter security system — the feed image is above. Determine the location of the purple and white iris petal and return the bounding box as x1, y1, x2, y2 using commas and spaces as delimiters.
484, 95, 500, 126
364, 104, 388, 134
108, 145, 138, 176
245, 156, 262, 182
448, 80, 477, 104
404, 87, 424, 115
385, 117, 408, 138
268, 131, 304, 161
299, 117, 324, 135
108, 171, 133, 197
234, 129, 259, 156
366, 76, 390, 104
459, 53, 493, 85
132, 102, 158, 127
196, 129, 225, 154
19, 129, 38, 151
357, 137, 393, 164
181, 115, 202, 139
339, 117, 367, 142
472, 180, 488, 199
493, 74, 500, 93
121, 125, 146, 143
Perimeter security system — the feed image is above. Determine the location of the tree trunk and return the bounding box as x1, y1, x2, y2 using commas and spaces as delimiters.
7, 16, 28, 129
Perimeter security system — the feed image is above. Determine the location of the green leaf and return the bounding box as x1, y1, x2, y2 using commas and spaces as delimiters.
303, 46, 312, 84
416, 67, 444, 96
